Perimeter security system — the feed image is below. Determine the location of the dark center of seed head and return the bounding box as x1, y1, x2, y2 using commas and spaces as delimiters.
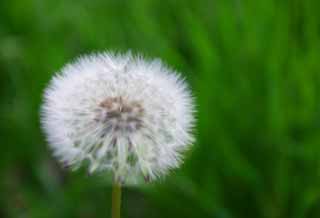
97, 97, 144, 132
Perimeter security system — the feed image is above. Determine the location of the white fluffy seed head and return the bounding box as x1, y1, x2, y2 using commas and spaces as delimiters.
41, 52, 195, 184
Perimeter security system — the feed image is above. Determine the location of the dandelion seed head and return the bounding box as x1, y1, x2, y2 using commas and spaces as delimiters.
41, 52, 195, 184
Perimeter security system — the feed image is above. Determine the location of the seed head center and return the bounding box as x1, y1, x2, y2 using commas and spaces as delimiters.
96, 97, 144, 133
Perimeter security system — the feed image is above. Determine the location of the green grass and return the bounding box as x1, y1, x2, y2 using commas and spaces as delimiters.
1, 0, 320, 217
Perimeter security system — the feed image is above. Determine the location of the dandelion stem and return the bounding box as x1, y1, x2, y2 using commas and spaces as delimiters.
111, 181, 121, 218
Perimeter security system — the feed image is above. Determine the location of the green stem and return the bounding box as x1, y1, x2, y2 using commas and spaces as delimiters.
112, 181, 121, 218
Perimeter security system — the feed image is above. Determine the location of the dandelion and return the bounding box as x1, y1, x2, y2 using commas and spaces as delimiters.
41, 52, 195, 218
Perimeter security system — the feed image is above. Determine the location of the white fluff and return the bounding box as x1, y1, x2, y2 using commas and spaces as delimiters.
41, 52, 195, 184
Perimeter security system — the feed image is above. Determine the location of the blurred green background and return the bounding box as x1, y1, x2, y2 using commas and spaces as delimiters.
1, 0, 320, 217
